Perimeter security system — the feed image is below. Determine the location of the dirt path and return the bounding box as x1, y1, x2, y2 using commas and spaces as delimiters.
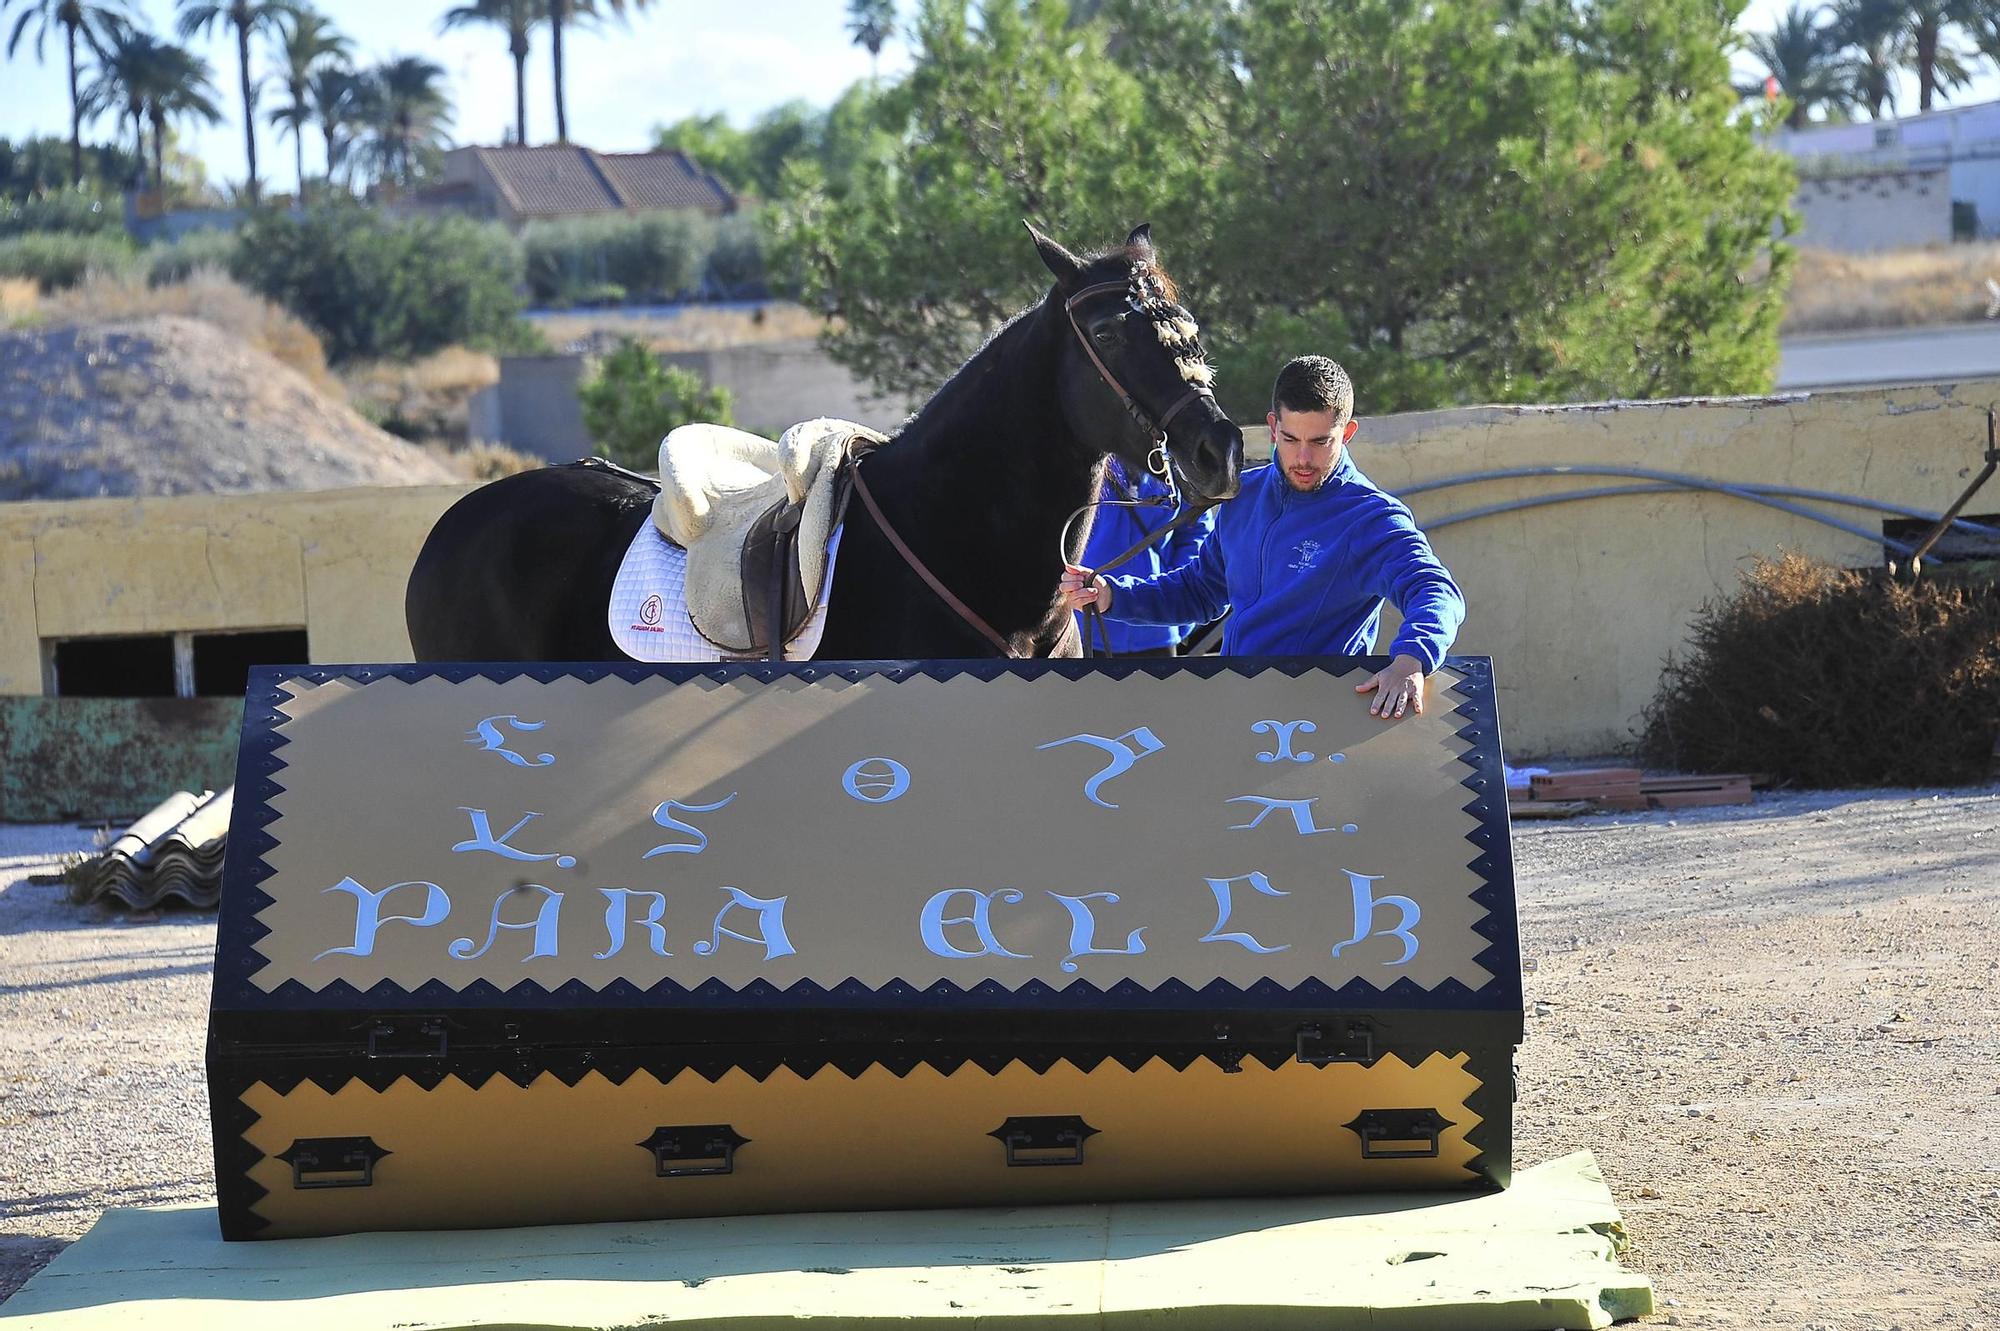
3, 786, 1997, 1327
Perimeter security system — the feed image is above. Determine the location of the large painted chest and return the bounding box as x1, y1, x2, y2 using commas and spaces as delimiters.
207, 657, 1522, 1239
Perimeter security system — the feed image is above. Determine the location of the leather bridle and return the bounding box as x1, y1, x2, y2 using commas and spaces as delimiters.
856, 271, 1221, 659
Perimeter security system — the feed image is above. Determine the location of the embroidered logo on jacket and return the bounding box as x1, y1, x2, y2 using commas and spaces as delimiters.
1289, 539, 1323, 572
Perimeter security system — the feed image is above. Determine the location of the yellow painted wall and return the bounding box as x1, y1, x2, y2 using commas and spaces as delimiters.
1347, 379, 1998, 755
2, 377, 1992, 757
0, 486, 476, 695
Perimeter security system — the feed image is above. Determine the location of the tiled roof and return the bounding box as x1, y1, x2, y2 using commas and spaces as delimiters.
598, 149, 735, 213
470, 145, 736, 219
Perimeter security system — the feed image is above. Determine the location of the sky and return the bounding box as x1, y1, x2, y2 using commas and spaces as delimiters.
6, 0, 2000, 193
0, 0, 916, 188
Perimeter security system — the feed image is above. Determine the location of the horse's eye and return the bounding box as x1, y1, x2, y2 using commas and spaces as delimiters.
1091, 324, 1120, 346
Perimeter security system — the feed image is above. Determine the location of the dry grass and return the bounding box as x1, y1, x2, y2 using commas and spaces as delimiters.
341, 346, 500, 445
0, 277, 36, 321
453, 441, 545, 480
1784, 242, 2000, 334
36, 267, 334, 393
535, 301, 829, 353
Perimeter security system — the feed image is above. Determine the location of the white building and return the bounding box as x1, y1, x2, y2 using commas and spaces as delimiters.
1772, 99, 2000, 248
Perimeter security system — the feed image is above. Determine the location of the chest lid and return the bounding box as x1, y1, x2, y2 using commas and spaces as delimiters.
212, 658, 1520, 1049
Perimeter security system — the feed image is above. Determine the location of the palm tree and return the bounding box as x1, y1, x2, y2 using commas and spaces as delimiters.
176, 0, 300, 204
264, 3, 346, 204
1745, 3, 1852, 128
82, 24, 217, 192
144, 45, 221, 193
545, 0, 653, 144
846, 0, 894, 81
356, 55, 453, 190
1831, 0, 1909, 118
1900, 0, 1977, 111
440, 0, 540, 147
1, 0, 131, 187
306, 63, 361, 189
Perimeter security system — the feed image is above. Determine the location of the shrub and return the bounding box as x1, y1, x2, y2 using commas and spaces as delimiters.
0, 189, 122, 239
1641, 553, 2000, 787
0, 230, 137, 291
230, 204, 527, 364
40, 267, 333, 392
523, 213, 708, 306
146, 228, 241, 286
578, 337, 733, 470
705, 211, 767, 297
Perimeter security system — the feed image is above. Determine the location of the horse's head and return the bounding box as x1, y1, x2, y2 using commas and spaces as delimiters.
1028, 221, 1243, 506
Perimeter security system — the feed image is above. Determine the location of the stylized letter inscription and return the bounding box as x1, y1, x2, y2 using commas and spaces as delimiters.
1036, 727, 1165, 809
1047, 891, 1147, 972
842, 758, 911, 804
450, 884, 563, 961
1251, 719, 1316, 763
1330, 871, 1421, 966
695, 888, 796, 961
1227, 796, 1339, 836
467, 715, 555, 768
920, 888, 1030, 960
453, 809, 576, 869
1199, 871, 1290, 954
596, 888, 670, 959
642, 795, 737, 858
314, 877, 451, 961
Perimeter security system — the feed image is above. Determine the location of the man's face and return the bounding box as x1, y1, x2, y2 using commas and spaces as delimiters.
1269, 407, 1359, 492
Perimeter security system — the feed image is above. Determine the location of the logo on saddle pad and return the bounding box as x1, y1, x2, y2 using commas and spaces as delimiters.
632, 594, 665, 633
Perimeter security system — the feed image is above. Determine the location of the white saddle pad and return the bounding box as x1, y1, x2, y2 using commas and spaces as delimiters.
609, 520, 841, 663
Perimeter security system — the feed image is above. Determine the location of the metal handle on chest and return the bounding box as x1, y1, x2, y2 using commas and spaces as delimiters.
988, 1114, 1099, 1167
638, 1124, 749, 1178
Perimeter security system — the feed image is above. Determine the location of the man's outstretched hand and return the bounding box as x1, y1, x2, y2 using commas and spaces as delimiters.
1354, 653, 1427, 720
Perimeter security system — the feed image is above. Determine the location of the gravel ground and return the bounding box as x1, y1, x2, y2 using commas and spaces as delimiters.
3, 788, 1998, 1327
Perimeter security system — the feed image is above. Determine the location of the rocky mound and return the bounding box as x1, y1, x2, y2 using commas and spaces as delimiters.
0, 316, 461, 501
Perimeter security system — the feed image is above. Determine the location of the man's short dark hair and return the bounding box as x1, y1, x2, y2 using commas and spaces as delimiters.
1271, 356, 1354, 422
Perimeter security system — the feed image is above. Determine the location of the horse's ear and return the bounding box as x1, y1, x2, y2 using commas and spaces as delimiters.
1126, 223, 1155, 262
1025, 220, 1084, 291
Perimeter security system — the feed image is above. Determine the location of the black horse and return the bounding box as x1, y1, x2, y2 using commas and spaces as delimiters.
405, 224, 1243, 661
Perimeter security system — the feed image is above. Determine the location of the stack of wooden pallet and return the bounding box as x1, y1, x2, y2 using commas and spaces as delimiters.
1513, 768, 1755, 818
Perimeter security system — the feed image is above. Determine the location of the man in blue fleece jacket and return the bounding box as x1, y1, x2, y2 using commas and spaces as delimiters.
1060, 356, 1464, 720
1074, 456, 1216, 656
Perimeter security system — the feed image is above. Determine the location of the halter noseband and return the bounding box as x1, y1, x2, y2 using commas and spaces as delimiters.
1062, 277, 1213, 474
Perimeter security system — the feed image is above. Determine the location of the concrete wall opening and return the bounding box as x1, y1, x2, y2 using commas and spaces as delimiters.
43, 628, 309, 698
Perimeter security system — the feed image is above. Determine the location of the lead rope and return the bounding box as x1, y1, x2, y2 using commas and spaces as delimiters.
1060, 479, 1211, 659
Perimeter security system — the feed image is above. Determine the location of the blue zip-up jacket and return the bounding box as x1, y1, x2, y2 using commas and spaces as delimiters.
1104, 453, 1465, 668
1074, 459, 1216, 653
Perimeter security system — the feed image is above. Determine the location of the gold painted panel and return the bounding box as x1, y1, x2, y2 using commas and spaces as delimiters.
247, 668, 1491, 996
240, 1053, 1484, 1236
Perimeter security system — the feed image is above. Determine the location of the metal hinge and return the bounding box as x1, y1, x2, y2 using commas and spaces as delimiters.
638, 1124, 749, 1178
278, 1136, 390, 1189
988, 1114, 1099, 1167
1344, 1107, 1452, 1160
1295, 1020, 1376, 1066
364, 1017, 449, 1059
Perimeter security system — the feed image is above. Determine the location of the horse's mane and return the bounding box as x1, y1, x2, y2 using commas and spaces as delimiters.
891, 243, 1183, 444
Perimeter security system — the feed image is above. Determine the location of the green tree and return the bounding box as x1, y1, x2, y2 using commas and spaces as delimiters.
306, 63, 360, 189
176, 0, 300, 204
776, 0, 1794, 416
440, 0, 541, 147
578, 337, 734, 470
265, 3, 346, 203
1, 0, 131, 188
0, 133, 140, 200
82, 24, 218, 192
846, 0, 894, 80
1899, 0, 1977, 111
1831, 0, 1910, 119
355, 55, 453, 190
1745, 2, 1852, 128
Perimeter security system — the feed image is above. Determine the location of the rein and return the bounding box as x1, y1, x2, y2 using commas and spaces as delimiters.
850, 278, 1217, 660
